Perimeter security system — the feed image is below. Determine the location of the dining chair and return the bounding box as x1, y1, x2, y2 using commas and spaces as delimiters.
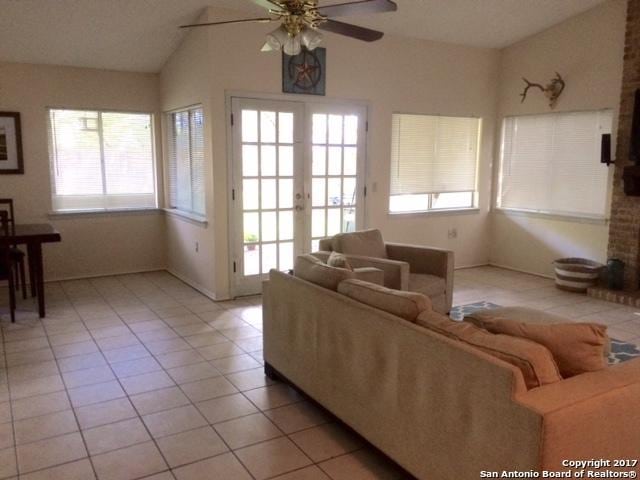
0, 211, 17, 322
0, 199, 27, 299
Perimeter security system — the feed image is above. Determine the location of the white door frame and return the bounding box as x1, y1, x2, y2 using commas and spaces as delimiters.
226, 92, 370, 298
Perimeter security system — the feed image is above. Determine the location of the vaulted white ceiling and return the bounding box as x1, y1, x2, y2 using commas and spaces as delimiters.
0, 0, 608, 73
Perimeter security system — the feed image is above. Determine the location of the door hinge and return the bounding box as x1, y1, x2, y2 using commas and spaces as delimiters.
232, 189, 235, 201
230, 113, 234, 126
366, 121, 369, 132
364, 186, 367, 197
233, 261, 237, 273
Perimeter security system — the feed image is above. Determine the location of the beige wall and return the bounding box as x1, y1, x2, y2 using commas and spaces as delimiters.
0, 62, 166, 281
490, 0, 626, 276
160, 22, 218, 297
161, 7, 500, 299
0, 2, 621, 292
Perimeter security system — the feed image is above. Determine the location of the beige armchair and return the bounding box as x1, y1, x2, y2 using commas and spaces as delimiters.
318, 229, 454, 314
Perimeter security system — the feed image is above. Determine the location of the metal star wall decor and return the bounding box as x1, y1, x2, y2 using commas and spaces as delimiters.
282, 47, 326, 96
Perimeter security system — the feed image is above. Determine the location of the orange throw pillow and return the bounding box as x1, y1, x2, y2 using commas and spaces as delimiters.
417, 311, 562, 390
470, 318, 608, 378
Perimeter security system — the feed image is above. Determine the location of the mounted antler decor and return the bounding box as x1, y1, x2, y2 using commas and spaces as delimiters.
520, 72, 566, 108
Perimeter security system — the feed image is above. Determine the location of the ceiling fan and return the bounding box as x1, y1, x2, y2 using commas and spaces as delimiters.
180, 0, 398, 56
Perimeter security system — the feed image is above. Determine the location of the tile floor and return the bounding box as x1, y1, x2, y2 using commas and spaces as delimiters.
0, 266, 639, 480
0, 271, 401, 480
454, 266, 640, 347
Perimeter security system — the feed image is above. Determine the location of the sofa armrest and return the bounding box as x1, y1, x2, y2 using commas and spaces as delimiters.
339, 254, 409, 290
311, 252, 385, 286
517, 359, 640, 467
311, 251, 331, 263
353, 267, 385, 286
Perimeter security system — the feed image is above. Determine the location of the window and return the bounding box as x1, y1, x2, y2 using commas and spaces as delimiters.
167, 107, 205, 216
48, 109, 156, 212
498, 110, 612, 218
389, 114, 480, 214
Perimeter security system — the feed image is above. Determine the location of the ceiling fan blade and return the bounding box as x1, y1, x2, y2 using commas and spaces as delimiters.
250, 0, 286, 12
317, 0, 397, 18
180, 17, 274, 29
318, 19, 384, 42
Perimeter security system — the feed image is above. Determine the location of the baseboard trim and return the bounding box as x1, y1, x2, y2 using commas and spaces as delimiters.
488, 262, 554, 280
45, 268, 165, 284
165, 268, 219, 301
35, 267, 222, 302
455, 263, 491, 270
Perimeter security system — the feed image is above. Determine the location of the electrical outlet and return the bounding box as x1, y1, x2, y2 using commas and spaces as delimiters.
195, 242, 199, 253
448, 228, 458, 239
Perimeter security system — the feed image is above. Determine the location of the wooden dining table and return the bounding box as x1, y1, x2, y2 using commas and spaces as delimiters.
4, 224, 61, 318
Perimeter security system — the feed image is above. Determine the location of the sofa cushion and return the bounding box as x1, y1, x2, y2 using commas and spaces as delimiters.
408, 273, 446, 297
327, 251, 353, 271
417, 310, 562, 390
294, 254, 354, 291
429, 294, 447, 316
338, 279, 431, 322
466, 309, 608, 378
332, 229, 387, 259
465, 306, 611, 355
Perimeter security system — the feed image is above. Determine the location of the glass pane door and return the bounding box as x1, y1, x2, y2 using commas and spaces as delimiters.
231, 99, 367, 297
307, 105, 367, 252
231, 98, 305, 296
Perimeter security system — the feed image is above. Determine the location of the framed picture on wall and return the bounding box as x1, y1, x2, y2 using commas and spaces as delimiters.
282, 47, 326, 96
0, 112, 24, 174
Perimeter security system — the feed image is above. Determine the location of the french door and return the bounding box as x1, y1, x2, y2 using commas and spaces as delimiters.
230, 97, 367, 296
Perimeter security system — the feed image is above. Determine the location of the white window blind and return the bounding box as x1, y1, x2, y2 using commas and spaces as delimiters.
48, 109, 156, 212
167, 107, 205, 216
498, 110, 612, 218
390, 114, 480, 195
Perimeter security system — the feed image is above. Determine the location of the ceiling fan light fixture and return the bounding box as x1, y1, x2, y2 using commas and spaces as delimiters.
283, 35, 302, 56
181, 0, 394, 52
300, 27, 323, 51
263, 25, 290, 52
261, 41, 276, 52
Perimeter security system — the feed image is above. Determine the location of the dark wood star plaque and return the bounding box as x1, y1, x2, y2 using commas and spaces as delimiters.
282, 47, 326, 96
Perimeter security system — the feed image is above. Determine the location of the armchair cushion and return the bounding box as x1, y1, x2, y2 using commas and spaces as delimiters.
408, 273, 446, 298
338, 279, 431, 322
327, 251, 352, 270
332, 229, 387, 259
294, 254, 354, 291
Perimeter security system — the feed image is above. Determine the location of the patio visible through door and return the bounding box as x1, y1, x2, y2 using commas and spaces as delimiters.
230, 97, 367, 296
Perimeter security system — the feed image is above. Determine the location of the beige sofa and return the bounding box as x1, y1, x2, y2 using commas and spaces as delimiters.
318, 229, 454, 314
263, 270, 640, 480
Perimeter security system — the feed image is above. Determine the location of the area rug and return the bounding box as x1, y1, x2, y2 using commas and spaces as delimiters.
450, 302, 640, 365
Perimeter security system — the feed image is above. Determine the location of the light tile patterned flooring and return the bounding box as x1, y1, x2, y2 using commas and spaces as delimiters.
454, 266, 640, 347
0, 266, 639, 480
0, 271, 402, 480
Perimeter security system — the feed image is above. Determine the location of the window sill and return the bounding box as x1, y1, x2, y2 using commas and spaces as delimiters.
48, 208, 162, 219
388, 207, 480, 218
493, 208, 609, 225
163, 208, 208, 226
